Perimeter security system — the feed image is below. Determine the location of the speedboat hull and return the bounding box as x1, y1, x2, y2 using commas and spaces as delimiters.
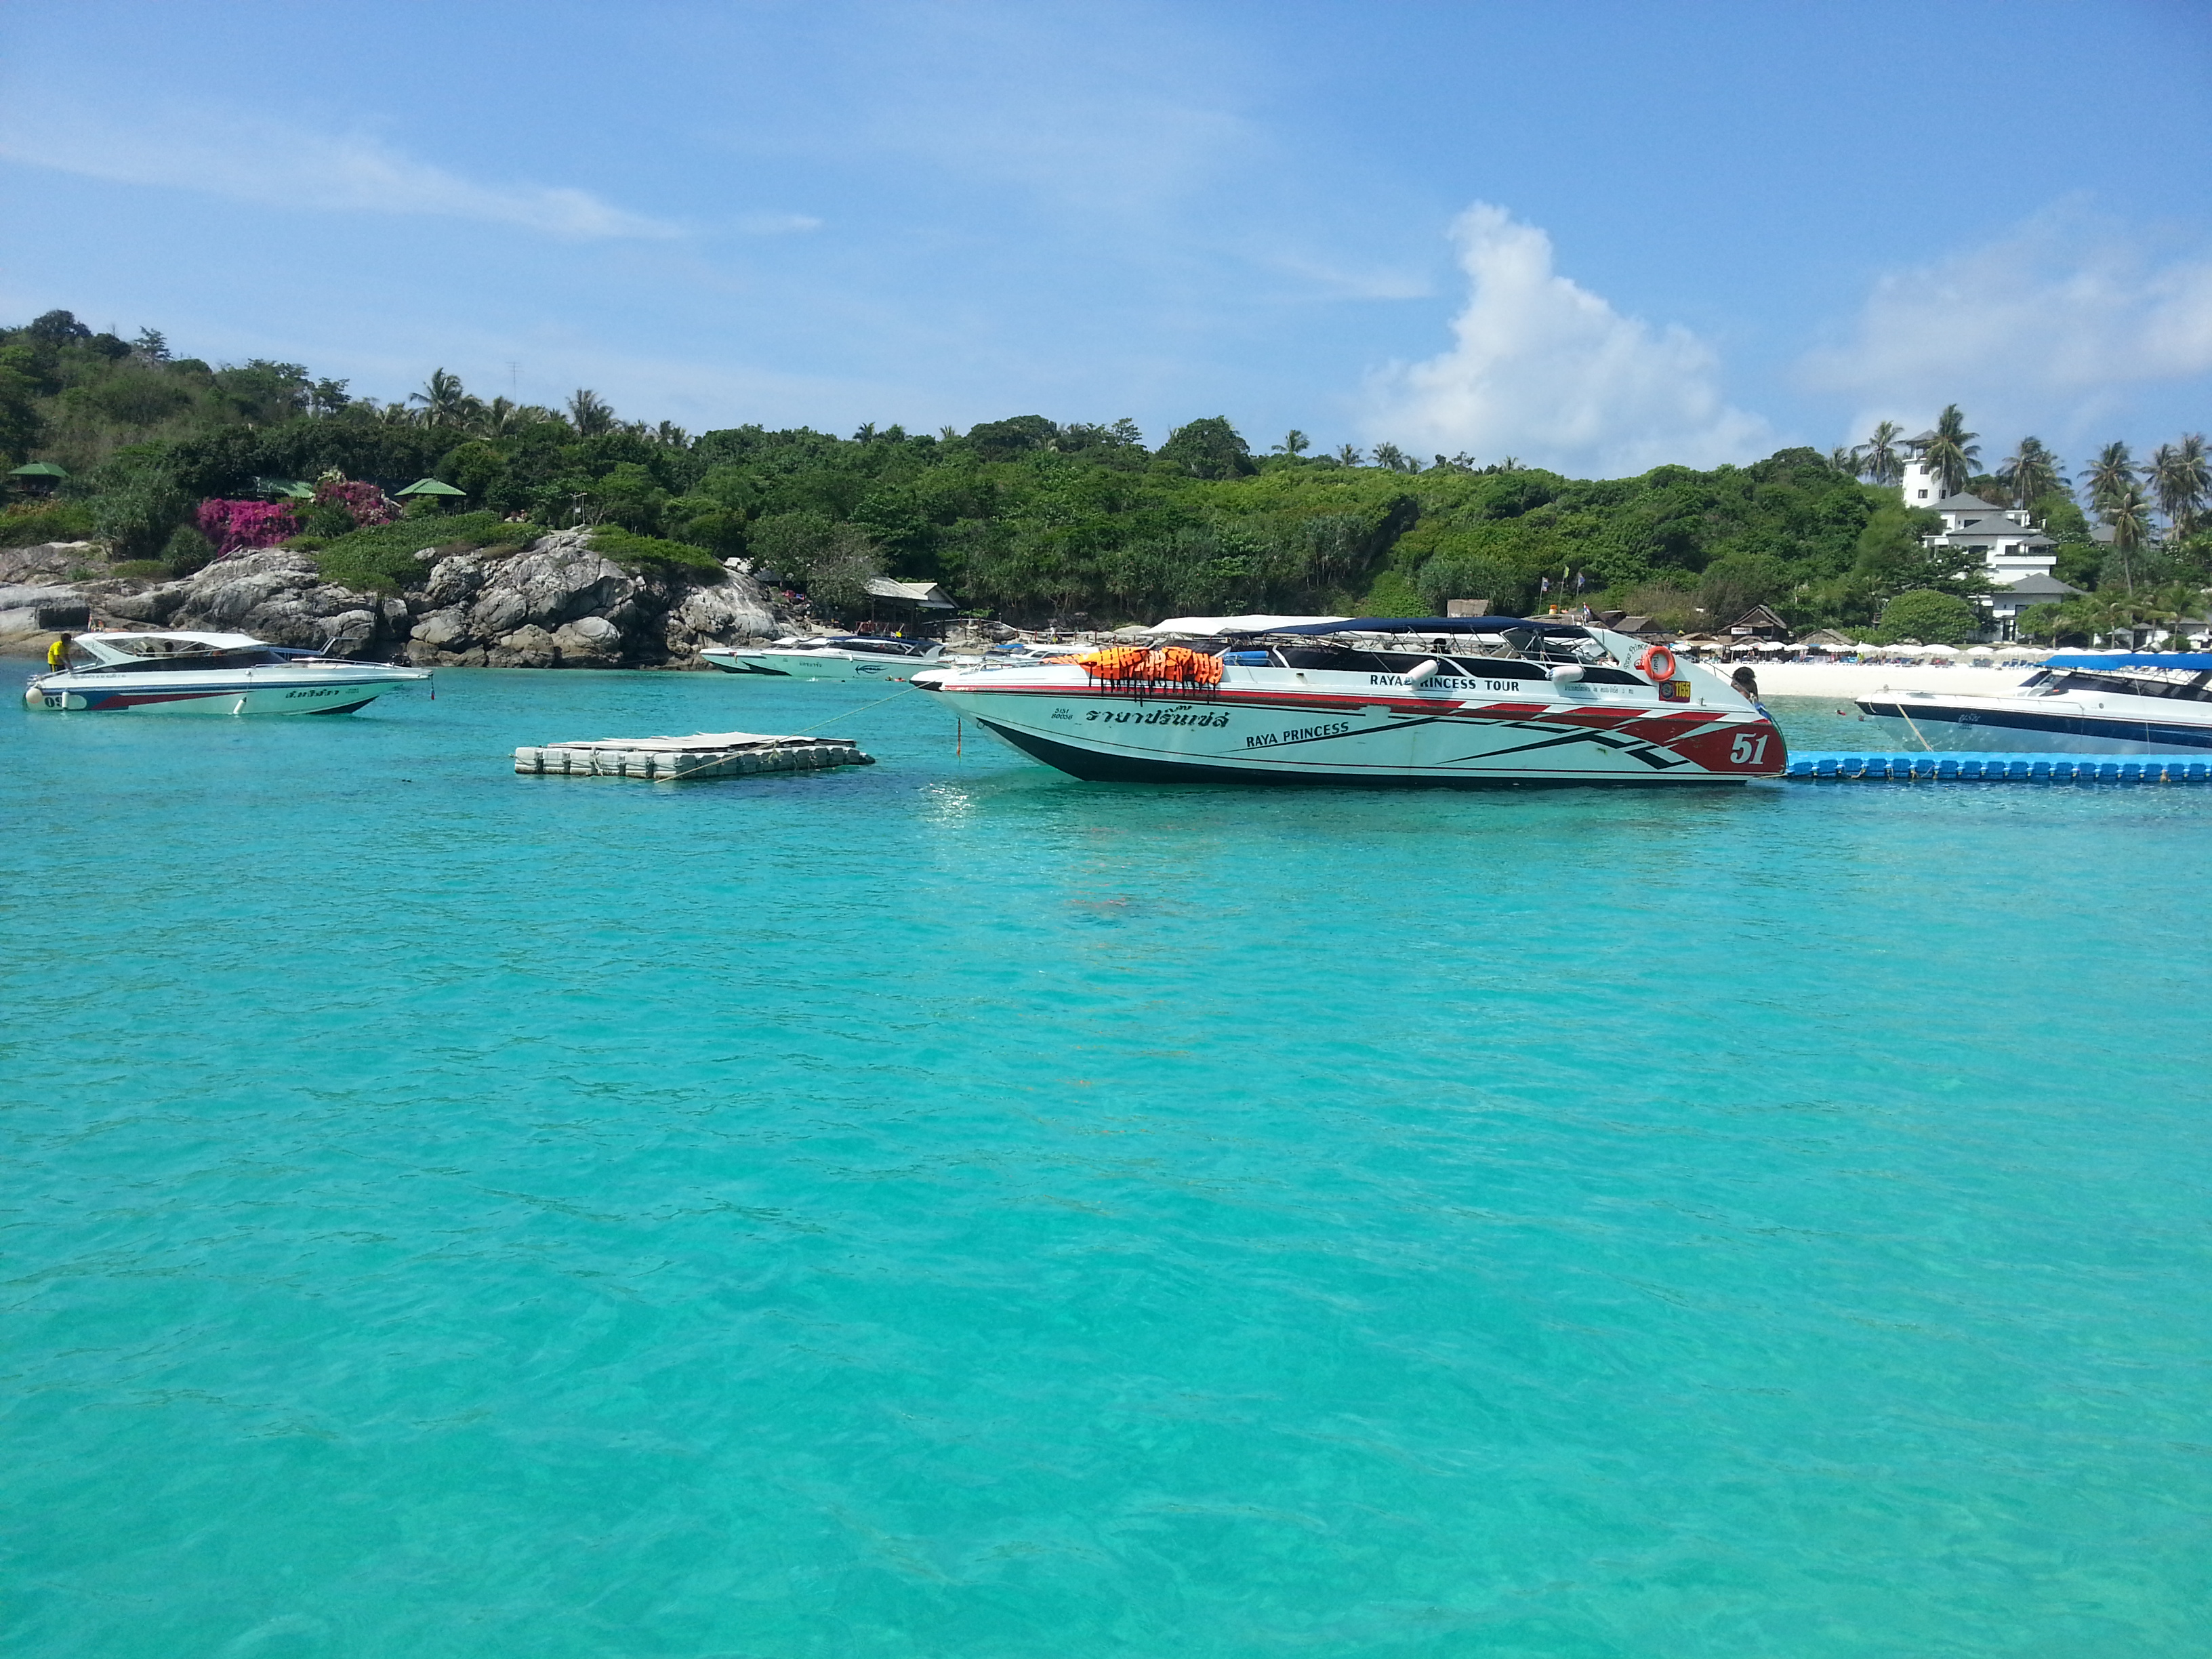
701, 647, 940, 681
1859, 695, 2212, 754
27, 665, 430, 714
921, 665, 1785, 787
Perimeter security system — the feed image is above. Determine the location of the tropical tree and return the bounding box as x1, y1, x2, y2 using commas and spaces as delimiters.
1273, 430, 1311, 456
567, 388, 616, 437
2148, 435, 2209, 538
1370, 441, 1418, 473
1920, 404, 1980, 497
409, 368, 476, 428
1996, 436, 2064, 511
2104, 480, 2154, 593
1858, 419, 1903, 486
2180, 433, 2210, 535
2081, 441, 2135, 514
1334, 443, 1365, 466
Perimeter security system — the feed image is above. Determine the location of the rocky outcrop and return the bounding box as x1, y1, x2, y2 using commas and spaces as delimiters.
102, 548, 408, 657
397, 529, 776, 668
9, 529, 783, 668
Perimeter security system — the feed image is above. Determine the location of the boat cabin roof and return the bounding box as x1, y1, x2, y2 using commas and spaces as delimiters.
74, 630, 268, 661
1250, 615, 1593, 639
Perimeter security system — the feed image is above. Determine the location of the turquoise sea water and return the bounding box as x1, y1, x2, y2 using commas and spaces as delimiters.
5, 663, 2210, 1658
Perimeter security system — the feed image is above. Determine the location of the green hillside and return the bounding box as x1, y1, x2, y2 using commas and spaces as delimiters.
5, 308, 2203, 637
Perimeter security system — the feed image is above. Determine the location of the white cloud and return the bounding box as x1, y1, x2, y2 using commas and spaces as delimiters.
0, 106, 680, 240
733, 212, 824, 237
1799, 204, 2212, 441
1365, 203, 1773, 476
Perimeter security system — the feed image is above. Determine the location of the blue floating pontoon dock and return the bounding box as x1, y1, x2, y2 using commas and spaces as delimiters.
1784, 752, 2211, 783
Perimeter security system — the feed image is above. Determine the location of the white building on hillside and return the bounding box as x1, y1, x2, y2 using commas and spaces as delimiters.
1899, 438, 2060, 638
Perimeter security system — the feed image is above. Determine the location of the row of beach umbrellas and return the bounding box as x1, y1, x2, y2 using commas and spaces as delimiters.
1678, 640, 2051, 661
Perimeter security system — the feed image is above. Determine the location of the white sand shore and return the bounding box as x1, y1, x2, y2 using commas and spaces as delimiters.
1723, 661, 2032, 699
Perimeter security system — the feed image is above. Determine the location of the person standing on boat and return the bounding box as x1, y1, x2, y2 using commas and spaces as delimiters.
46, 631, 73, 672
1731, 665, 1759, 701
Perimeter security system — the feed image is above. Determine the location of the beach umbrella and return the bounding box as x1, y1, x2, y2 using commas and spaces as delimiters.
1757, 640, 1788, 652
1967, 646, 1994, 657
1925, 643, 1959, 657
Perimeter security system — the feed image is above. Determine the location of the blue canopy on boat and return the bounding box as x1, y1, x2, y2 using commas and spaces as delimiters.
1240, 616, 1591, 638
2047, 653, 2212, 671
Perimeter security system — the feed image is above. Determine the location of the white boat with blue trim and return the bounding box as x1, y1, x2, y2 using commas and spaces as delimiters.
700, 635, 945, 680
1858, 652, 2212, 754
24, 631, 432, 715
913, 616, 1786, 787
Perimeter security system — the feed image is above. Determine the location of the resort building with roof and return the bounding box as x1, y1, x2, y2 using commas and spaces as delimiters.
1898, 441, 2063, 640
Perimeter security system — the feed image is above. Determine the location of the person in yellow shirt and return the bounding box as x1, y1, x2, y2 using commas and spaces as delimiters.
46, 631, 74, 672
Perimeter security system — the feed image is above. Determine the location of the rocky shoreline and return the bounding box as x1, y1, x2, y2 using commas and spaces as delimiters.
0, 529, 784, 668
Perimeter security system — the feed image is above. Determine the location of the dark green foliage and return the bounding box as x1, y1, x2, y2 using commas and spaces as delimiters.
161, 524, 214, 577
0, 499, 95, 546
586, 525, 725, 579
1157, 417, 1256, 480
1874, 588, 1981, 644
85, 448, 192, 560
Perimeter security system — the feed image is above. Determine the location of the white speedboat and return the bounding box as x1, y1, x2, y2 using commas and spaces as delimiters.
913, 617, 1785, 787
1857, 651, 2212, 754
700, 635, 945, 680
24, 630, 432, 714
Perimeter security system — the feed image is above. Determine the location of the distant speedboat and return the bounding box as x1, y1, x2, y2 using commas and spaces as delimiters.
1858, 651, 2212, 753
25, 630, 432, 714
700, 635, 945, 680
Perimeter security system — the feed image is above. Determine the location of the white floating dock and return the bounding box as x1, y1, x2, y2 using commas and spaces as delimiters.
515, 730, 874, 781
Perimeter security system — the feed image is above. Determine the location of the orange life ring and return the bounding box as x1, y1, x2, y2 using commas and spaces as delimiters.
1636, 645, 1678, 682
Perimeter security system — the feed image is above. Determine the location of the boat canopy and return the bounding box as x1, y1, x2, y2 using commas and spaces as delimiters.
1242, 616, 1593, 638
1148, 614, 1348, 634
2047, 653, 2212, 671
75, 631, 267, 661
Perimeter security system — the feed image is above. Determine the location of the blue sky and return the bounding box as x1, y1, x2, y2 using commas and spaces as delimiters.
4, 0, 2210, 478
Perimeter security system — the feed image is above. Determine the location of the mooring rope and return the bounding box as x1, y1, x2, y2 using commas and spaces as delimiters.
787, 684, 917, 734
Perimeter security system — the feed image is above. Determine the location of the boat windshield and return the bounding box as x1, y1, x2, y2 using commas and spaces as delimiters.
85, 640, 298, 671
817, 636, 934, 656
2046, 669, 2212, 703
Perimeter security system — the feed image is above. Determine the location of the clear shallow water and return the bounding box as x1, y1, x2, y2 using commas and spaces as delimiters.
4, 661, 2209, 1658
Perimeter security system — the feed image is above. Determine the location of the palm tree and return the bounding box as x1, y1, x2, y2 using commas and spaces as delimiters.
2104, 481, 2154, 593
1920, 405, 1980, 497
1273, 430, 1311, 456
1829, 445, 1860, 474
1996, 437, 2064, 511
2148, 436, 2209, 539
1858, 419, 1903, 486
2081, 441, 2135, 514
409, 368, 474, 428
567, 388, 615, 437
1334, 443, 1365, 466
654, 421, 691, 448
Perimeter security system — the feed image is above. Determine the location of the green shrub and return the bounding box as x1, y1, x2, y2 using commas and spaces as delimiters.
1873, 588, 1981, 645
587, 525, 724, 579
310, 511, 535, 593
1360, 569, 1425, 615
106, 559, 169, 579
0, 499, 96, 546
161, 523, 214, 576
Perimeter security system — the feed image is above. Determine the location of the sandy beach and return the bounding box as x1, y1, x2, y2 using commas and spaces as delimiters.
1718, 659, 2032, 699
